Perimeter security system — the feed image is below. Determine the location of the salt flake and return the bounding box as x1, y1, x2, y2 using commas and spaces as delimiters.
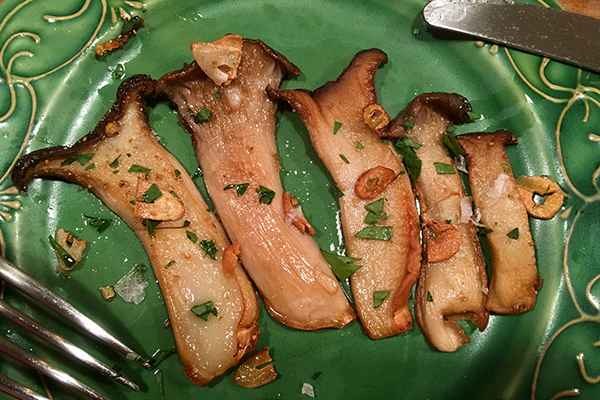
302, 382, 315, 398
114, 265, 149, 304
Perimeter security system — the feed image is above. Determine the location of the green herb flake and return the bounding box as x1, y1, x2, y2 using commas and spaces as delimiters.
174, 169, 181, 177
507, 227, 520, 239
477, 227, 494, 236
48, 235, 76, 269
143, 219, 161, 238
224, 183, 250, 197
75, 153, 95, 166
443, 133, 465, 157
61, 157, 76, 166
193, 108, 212, 123
373, 290, 391, 308
335, 184, 344, 198
143, 183, 162, 203
186, 231, 198, 243
191, 166, 203, 179
502, 162, 511, 173
446, 125, 457, 134
129, 164, 151, 178
364, 198, 389, 225
404, 120, 415, 130
427, 291, 434, 302
84, 163, 96, 171
434, 162, 456, 175
339, 154, 350, 164
312, 371, 322, 380
183, 220, 191, 228
468, 111, 480, 121
333, 121, 343, 135
164, 260, 176, 269
83, 215, 113, 234
256, 186, 275, 205
356, 141, 364, 149
394, 138, 422, 179
109, 154, 121, 168
191, 300, 218, 321
200, 239, 218, 260
215, 89, 222, 100
355, 226, 393, 241
321, 250, 363, 280
446, 219, 452, 224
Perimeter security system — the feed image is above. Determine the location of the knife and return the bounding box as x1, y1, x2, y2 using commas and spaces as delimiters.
423, 0, 600, 73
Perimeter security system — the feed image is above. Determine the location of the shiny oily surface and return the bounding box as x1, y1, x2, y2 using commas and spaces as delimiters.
0, 0, 599, 399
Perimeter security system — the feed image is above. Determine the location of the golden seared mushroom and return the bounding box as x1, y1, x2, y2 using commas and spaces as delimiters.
270, 49, 422, 339
155, 37, 355, 330
12, 75, 259, 386
388, 93, 489, 352
457, 131, 541, 314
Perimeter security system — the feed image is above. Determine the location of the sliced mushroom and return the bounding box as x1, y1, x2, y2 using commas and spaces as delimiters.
270, 49, 422, 339
12, 75, 259, 386
389, 93, 489, 352
155, 38, 355, 330
457, 130, 541, 314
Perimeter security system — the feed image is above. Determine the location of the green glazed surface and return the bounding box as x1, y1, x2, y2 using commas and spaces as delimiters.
1, 0, 599, 399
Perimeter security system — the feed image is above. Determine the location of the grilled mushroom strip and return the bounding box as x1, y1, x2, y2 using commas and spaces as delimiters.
388, 93, 489, 352
155, 37, 355, 330
270, 49, 422, 339
11, 75, 259, 386
457, 130, 541, 314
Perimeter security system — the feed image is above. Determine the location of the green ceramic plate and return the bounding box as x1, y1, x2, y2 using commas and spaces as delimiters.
1, 0, 599, 399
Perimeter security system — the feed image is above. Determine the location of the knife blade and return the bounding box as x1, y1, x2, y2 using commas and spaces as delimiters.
423, 0, 600, 73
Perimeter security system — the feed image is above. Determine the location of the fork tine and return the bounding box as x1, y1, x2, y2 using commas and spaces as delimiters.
0, 373, 49, 400
0, 256, 151, 369
0, 299, 140, 391
0, 335, 111, 400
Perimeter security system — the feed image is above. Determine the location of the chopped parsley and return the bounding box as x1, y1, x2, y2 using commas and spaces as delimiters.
477, 227, 494, 236
403, 120, 415, 130
224, 183, 249, 197
356, 141, 364, 149
143, 219, 161, 238
109, 154, 121, 168
468, 111, 480, 121
333, 121, 343, 135
62, 157, 76, 166
427, 291, 433, 302
83, 215, 113, 233
186, 231, 198, 243
76, 153, 94, 166
373, 290, 391, 308
335, 184, 344, 198
193, 109, 212, 123
191, 301, 218, 321
200, 239, 218, 260
443, 133, 464, 157
507, 227, 519, 239
364, 198, 389, 225
502, 162, 511, 173
129, 164, 151, 178
183, 220, 191, 228
174, 169, 181, 177
446, 125, 457, 134
339, 154, 350, 164
215, 89, 222, 100
170, 191, 179, 199
434, 162, 456, 175
164, 260, 176, 269
48, 235, 76, 269
256, 186, 275, 204
191, 166, 203, 179
84, 163, 96, 171
394, 138, 422, 179
321, 250, 362, 280
143, 183, 162, 203
355, 226, 393, 241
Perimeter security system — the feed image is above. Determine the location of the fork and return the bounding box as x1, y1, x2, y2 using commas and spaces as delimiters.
0, 255, 152, 400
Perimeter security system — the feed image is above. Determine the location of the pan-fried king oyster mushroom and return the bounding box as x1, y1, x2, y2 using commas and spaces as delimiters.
155, 37, 355, 330
456, 130, 541, 314
11, 75, 259, 386
387, 93, 489, 352
269, 49, 422, 339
